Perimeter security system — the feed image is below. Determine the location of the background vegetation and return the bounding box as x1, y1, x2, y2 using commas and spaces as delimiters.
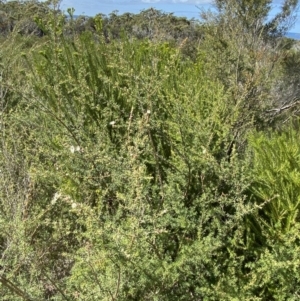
0, 0, 300, 300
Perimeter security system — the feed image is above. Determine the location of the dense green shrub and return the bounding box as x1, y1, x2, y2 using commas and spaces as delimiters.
0, 2, 299, 300
249, 127, 300, 239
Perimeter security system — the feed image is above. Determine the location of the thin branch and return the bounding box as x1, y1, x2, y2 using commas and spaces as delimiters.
0, 275, 34, 301
266, 100, 300, 115
40, 269, 71, 301
114, 266, 121, 301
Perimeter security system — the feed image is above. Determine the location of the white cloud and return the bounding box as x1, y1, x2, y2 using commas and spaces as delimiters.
61, 0, 212, 6
167, 0, 212, 3
118, 0, 212, 3
141, 0, 161, 3
172, 0, 212, 3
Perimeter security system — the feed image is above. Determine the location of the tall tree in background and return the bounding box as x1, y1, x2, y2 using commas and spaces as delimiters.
200, 0, 299, 150
214, 0, 298, 37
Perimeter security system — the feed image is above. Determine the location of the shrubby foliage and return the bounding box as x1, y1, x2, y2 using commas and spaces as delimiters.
0, 0, 300, 300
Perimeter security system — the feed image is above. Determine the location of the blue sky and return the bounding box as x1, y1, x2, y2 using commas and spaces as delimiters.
57, 0, 300, 33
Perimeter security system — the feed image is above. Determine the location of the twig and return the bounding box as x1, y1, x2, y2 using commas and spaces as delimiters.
0, 275, 34, 301
41, 269, 71, 301
266, 100, 300, 115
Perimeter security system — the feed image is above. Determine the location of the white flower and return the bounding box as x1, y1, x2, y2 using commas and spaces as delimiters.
146, 109, 151, 114
51, 192, 61, 205
70, 145, 80, 153
71, 202, 77, 209
70, 145, 75, 153
109, 121, 116, 126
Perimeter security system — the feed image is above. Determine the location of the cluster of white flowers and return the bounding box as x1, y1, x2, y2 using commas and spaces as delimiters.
70, 145, 81, 153
51, 191, 77, 210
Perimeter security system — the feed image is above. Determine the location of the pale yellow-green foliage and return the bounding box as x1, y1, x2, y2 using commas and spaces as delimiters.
0, 3, 299, 300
